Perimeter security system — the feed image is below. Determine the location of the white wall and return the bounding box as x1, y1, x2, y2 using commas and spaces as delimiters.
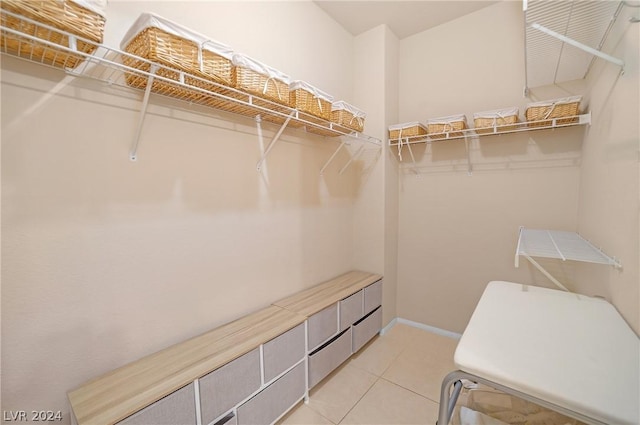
396, 1, 585, 333
576, 4, 639, 333
1, 2, 375, 421
351, 24, 400, 325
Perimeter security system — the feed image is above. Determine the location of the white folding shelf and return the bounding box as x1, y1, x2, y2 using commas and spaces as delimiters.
0, 10, 381, 172
515, 227, 622, 291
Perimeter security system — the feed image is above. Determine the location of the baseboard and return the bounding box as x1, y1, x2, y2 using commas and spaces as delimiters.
381, 317, 462, 340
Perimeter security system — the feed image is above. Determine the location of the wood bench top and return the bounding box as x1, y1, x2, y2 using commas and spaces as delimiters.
273, 270, 382, 317
68, 305, 305, 425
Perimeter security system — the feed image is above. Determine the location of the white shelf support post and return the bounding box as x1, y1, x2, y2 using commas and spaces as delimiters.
528, 22, 625, 71
130, 64, 158, 162
320, 141, 346, 175
256, 111, 295, 172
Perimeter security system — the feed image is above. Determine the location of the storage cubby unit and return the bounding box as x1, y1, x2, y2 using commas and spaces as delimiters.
67, 271, 381, 424
273, 270, 383, 389
67, 305, 306, 425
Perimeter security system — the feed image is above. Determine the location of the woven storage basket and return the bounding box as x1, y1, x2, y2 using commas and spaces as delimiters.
389, 122, 428, 140
525, 96, 581, 127
290, 80, 333, 121
473, 107, 519, 134
0, 0, 105, 69
232, 53, 291, 107
331, 101, 366, 133
426, 114, 467, 139
121, 13, 235, 107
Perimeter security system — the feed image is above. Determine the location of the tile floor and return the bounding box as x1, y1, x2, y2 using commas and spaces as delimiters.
277, 323, 459, 425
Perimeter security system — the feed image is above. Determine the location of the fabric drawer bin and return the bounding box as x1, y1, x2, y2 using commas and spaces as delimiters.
199, 348, 261, 425
388, 122, 428, 140
426, 114, 467, 139
117, 383, 196, 425
352, 306, 383, 353
308, 328, 352, 389
525, 96, 581, 127
214, 413, 237, 425
308, 303, 338, 352
340, 290, 364, 331
473, 107, 519, 134
364, 280, 382, 315
263, 323, 305, 383
237, 362, 305, 425
0, 0, 106, 69
120, 13, 234, 105
331, 100, 366, 133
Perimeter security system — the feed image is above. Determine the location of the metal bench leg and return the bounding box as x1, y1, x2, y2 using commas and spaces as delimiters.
437, 371, 465, 425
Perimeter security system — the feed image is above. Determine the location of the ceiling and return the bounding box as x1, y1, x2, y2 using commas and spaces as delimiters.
313, 1, 498, 39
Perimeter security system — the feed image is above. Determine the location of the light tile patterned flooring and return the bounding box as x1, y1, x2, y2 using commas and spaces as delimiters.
277, 323, 459, 425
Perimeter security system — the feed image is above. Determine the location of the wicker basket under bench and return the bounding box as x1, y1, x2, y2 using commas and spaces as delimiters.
0, 0, 106, 69
121, 13, 238, 109
525, 96, 582, 127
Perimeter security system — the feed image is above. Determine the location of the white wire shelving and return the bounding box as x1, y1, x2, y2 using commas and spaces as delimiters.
388, 113, 591, 174
524, 0, 625, 93
0, 10, 381, 171
515, 226, 622, 292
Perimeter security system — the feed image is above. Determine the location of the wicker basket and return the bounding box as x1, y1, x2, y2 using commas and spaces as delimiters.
388, 122, 428, 140
473, 107, 519, 134
426, 114, 467, 139
0, 0, 105, 69
121, 13, 234, 105
290, 80, 333, 121
232, 53, 291, 107
331, 101, 366, 133
525, 96, 582, 127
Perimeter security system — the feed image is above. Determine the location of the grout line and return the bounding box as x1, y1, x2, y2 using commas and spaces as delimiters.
378, 376, 441, 405
334, 374, 381, 425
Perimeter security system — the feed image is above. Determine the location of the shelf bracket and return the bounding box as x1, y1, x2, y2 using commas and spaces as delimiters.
130, 64, 158, 162
320, 141, 346, 175
520, 253, 571, 292
528, 22, 625, 71
339, 145, 364, 175
465, 136, 472, 176
256, 111, 295, 172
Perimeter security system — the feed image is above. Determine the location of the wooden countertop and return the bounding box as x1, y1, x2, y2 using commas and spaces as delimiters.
273, 271, 382, 317
68, 305, 306, 425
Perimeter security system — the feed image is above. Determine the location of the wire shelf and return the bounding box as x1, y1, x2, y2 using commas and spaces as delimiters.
524, 0, 624, 89
516, 227, 622, 268
388, 113, 591, 148
0, 9, 381, 148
